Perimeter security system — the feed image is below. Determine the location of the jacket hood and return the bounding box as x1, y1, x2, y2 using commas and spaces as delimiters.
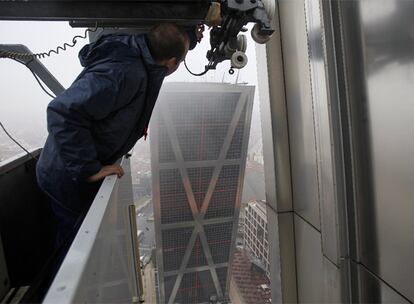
79, 33, 166, 73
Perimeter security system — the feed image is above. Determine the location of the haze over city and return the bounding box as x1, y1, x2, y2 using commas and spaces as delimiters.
0, 21, 270, 303
0, 21, 263, 163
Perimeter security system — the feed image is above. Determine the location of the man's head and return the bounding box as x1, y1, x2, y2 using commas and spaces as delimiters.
147, 23, 190, 76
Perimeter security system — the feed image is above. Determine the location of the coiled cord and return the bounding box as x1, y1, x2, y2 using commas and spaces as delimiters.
0, 24, 99, 60
0, 24, 100, 161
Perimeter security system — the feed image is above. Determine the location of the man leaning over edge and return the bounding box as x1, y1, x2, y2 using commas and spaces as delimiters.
36, 23, 204, 247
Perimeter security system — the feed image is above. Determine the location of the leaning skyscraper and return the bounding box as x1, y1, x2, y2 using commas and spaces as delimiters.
151, 83, 254, 304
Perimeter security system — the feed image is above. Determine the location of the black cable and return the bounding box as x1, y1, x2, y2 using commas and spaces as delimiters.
28, 68, 56, 99
0, 121, 38, 160
0, 58, 56, 161
8, 57, 56, 98
184, 59, 211, 77
0, 27, 100, 161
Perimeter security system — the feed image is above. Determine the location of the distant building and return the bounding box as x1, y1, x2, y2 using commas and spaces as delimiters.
252, 152, 264, 165
244, 200, 270, 278
151, 83, 254, 304
247, 151, 264, 165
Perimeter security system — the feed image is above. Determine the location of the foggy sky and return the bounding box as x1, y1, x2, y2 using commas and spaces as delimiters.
0, 21, 262, 154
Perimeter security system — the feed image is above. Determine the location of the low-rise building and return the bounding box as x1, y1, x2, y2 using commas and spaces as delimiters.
244, 200, 269, 278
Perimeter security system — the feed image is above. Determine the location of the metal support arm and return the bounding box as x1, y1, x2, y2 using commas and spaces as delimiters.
0, 44, 65, 96
0, 0, 210, 27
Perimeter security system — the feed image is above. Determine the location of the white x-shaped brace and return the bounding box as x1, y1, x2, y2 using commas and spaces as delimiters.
159, 92, 249, 304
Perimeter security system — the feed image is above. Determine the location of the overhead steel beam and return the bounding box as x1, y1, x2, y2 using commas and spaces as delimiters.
0, 0, 210, 27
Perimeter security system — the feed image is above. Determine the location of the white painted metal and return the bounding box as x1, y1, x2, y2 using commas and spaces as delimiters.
256, 2, 295, 301
279, 0, 321, 230
337, 0, 414, 301
263, 0, 348, 301
43, 157, 139, 304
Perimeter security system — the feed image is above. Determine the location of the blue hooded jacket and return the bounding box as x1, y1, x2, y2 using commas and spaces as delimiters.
36, 34, 167, 213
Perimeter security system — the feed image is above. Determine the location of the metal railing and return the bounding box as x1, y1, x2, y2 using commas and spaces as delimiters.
43, 156, 143, 303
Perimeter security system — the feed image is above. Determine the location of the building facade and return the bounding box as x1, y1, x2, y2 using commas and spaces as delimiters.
244, 200, 270, 278
151, 83, 254, 303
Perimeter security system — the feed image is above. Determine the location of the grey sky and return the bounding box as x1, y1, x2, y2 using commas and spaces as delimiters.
0, 21, 261, 153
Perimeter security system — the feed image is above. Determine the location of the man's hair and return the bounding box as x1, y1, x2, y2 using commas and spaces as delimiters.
147, 23, 188, 62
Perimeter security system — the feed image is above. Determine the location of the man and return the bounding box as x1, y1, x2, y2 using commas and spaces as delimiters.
36, 23, 203, 245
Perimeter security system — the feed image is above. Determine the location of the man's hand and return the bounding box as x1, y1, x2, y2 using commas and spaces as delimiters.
87, 164, 124, 182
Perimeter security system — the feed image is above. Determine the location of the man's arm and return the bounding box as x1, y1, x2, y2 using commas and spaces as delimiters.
47, 66, 142, 182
